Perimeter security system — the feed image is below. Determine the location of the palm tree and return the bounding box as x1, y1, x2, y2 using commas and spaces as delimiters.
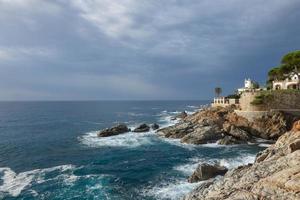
215, 87, 222, 97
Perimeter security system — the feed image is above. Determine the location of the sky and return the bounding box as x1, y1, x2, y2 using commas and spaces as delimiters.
0, 0, 300, 100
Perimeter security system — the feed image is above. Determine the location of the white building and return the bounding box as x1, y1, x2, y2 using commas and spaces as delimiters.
273, 73, 300, 90
237, 78, 260, 94
212, 97, 239, 107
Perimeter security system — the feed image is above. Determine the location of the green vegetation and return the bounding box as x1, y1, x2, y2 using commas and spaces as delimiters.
267, 50, 300, 87
226, 94, 240, 99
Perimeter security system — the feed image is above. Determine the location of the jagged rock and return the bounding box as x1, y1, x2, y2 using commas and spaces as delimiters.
250, 111, 290, 139
227, 125, 251, 141
184, 130, 300, 200
292, 120, 300, 131
158, 106, 299, 145
180, 125, 222, 144
151, 123, 159, 130
157, 122, 195, 138
217, 135, 246, 145
188, 163, 228, 183
288, 139, 300, 153
97, 124, 129, 137
133, 123, 150, 132
171, 111, 188, 120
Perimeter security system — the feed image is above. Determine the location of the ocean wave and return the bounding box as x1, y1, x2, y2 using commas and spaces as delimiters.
258, 143, 272, 147
218, 154, 256, 169
187, 105, 198, 109
78, 130, 156, 148
142, 179, 201, 200
174, 153, 256, 177
0, 165, 112, 198
0, 165, 76, 198
162, 138, 196, 150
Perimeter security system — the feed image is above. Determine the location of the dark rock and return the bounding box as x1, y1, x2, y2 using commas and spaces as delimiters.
133, 123, 150, 132
171, 111, 188, 120
97, 124, 129, 137
151, 123, 160, 130
217, 136, 246, 145
188, 163, 228, 183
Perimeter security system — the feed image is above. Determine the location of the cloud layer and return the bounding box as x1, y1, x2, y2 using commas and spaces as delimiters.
0, 0, 300, 100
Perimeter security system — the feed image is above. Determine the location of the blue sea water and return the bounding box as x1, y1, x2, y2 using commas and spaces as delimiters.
0, 101, 266, 200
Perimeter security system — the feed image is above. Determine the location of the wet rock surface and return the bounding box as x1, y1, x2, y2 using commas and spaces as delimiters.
97, 124, 130, 137
133, 123, 150, 132
184, 130, 300, 200
188, 163, 228, 183
157, 106, 299, 145
151, 123, 159, 130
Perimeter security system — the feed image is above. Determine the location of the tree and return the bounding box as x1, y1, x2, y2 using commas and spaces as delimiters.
281, 50, 300, 79
267, 50, 300, 83
215, 87, 222, 97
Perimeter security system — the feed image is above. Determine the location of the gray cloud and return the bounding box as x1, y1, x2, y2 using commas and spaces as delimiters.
0, 0, 299, 100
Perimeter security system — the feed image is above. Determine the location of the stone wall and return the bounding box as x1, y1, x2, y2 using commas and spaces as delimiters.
239, 92, 265, 111
239, 90, 300, 111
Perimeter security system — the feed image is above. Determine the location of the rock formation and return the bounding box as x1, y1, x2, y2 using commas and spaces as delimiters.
97, 124, 130, 137
133, 123, 150, 132
184, 129, 300, 200
151, 123, 159, 130
157, 106, 298, 145
171, 111, 188, 120
188, 163, 228, 183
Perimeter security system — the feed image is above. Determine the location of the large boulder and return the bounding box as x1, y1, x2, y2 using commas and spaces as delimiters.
97, 124, 129, 137
251, 111, 290, 139
133, 123, 150, 132
184, 130, 300, 200
227, 125, 251, 141
188, 163, 228, 183
180, 125, 222, 144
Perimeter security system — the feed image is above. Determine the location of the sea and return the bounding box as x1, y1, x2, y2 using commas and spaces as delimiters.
0, 101, 266, 200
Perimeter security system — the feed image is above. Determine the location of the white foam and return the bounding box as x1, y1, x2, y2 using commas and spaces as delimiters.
0, 167, 33, 197
0, 165, 75, 197
187, 105, 198, 109
218, 154, 256, 169
258, 143, 272, 147
174, 153, 256, 178
173, 157, 217, 176
79, 130, 155, 148
143, 180, 201, 200
162, 138, 196, 150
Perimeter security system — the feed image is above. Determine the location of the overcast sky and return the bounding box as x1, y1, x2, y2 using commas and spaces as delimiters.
0, 0, 300, 100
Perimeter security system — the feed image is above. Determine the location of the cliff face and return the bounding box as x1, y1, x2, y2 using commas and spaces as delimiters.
157, 106, 298, 145
184, 129, 300, 200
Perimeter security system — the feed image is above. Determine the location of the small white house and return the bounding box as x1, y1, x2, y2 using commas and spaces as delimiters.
237, 78, 259, 94
273, 73, 300, 90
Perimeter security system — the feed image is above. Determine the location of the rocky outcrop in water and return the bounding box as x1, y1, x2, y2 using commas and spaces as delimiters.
133, 123, 150, 132
188, 163, 228, 183
97, 124, 130, 137
157, 106, 298, 145
171, 111, 188, 120
184, 127, 300, 200
151, 123, 160, 130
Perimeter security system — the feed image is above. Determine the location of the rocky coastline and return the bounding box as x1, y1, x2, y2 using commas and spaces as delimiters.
164, 106, 300, 200
97, 105, 300, 199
